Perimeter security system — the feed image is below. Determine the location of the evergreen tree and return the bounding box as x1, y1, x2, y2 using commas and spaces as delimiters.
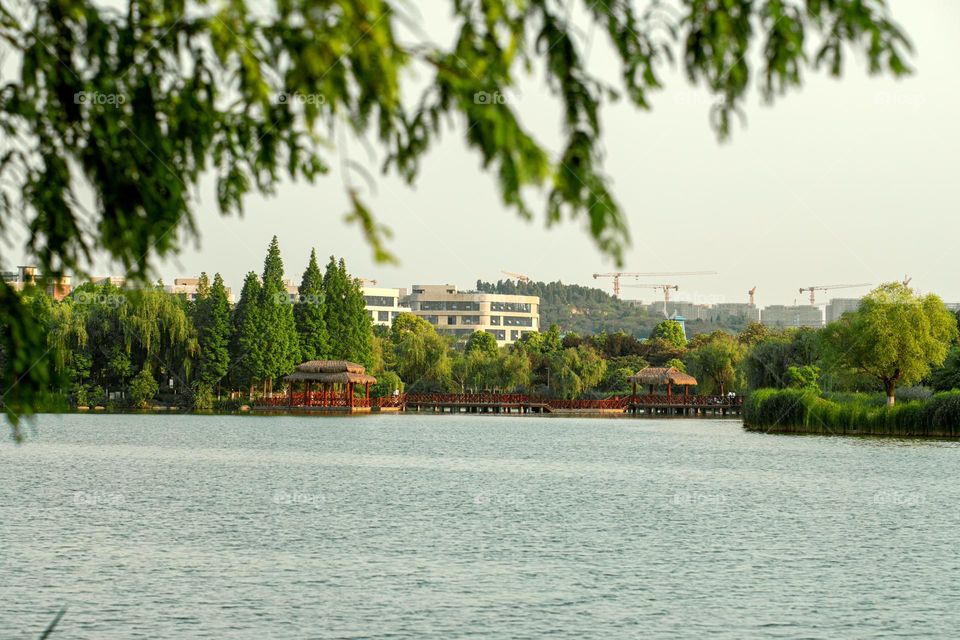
231, 271, 265, 397
342, 259, 374, 367
193, 272, 232, 402
257, 236, 300, 391
294, 249, 330, 361
323, 255, 349, 358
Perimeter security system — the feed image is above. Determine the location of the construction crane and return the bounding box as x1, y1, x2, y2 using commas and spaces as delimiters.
357, 278, 379, 286
501, 270, 531, 283
902, 275, 912, 287
748, 286, 757, 306
592, 271, 717, 298
798, 283, 870, 306
622, 283, 680, 303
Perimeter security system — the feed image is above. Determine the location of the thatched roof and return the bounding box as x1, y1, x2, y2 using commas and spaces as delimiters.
284, 360, 376, 384
294, 360, 366, 374
285, 370, 377, 384
629, 366, 698, 386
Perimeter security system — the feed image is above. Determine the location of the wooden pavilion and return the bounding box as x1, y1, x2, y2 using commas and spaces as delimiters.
629, 366, 698, 397
284, 360, 377, 412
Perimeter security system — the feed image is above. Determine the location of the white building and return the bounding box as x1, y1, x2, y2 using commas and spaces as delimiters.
405, 284, 540, 345
166, 277, 236, 304
825, 298, 861, 324
761, 305, 824, 329
709, 302, 761, 324
363, 286, 412, 327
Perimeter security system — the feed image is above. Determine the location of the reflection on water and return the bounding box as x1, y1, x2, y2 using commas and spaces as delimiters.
2, 414, 959, 639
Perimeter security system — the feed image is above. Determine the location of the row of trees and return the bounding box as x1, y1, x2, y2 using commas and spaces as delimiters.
24, 237, 374, 409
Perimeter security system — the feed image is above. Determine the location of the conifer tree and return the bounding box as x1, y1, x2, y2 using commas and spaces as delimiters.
342, 259, 375, 368
193, 272, 232, 402
323, 255, 349, 359
257, 236, 300, 392
231, 271, 265, 398
295, 249, 330, 361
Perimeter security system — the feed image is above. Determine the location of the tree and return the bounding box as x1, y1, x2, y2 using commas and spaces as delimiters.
822, 283, 958, 405
1, 1, 914, 425
391, 313, 452, 392
650, 320, 687, 349
465, 331, 498, 358
684, 331, 745, 395
786, 365, 821, 392
193, 272, 232, 404
231, 272, 266, 398
549, 345, 607, 399
930, 347, 960, 392
294, 249, 330, 361
257, 237, 299, 391
341, 262, 375, 368
129, 367, 159, 409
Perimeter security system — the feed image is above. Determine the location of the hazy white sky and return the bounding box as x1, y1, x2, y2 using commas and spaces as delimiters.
16, 1, 960, 306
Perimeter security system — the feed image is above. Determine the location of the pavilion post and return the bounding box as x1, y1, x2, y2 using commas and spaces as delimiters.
667, 381, 672, 397
684, 384, 689, 397
366, 383, 370, 400
288, 380, 293, 407
305, 380, 312, 406
348, 382, 354, 409
631, 380, 636, 398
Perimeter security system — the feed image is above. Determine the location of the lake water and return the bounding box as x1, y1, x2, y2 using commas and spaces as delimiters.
2, 414, 959, 639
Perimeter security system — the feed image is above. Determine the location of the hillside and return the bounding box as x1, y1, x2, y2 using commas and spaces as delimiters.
475, 279, 748, 337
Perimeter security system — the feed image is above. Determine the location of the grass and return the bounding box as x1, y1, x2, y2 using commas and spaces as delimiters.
743, 388, 960, 437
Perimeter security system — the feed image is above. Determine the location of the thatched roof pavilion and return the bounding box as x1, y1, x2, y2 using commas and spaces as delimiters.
629, 367, 697, 396
283, 360, 377, 410
285, 360, 377, 385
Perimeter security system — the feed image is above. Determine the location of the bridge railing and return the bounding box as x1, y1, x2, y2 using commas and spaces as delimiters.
390, 393, 741, 410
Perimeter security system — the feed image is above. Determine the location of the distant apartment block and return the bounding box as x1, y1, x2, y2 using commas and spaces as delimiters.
3, 265, 73, 301
363, 286, 412, 327
166, 277, 236, 304
707, 303, 761, 324
645, 301, 710, 321
825, 298, 861, 324
405, 284, 540, 345
761, 305, 824, 329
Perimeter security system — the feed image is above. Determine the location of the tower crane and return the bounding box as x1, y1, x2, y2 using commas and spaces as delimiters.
621, 283, 680, 303
748, 286, 757, 306
592, 271, 717, 298
501, 270, 532, 283
902, 275, 912, 287
798, 283, 870, 306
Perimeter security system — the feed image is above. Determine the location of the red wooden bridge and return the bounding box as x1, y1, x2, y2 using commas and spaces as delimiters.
256, 392, 742, 416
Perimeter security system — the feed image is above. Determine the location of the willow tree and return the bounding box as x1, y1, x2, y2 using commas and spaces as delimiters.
1, 0, 914, 426
822, 283, 958, 405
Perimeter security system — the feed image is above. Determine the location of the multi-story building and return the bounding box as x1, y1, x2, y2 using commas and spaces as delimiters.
405, 284, 540, 345
646, 301, 710, 321
709, 302, 761, 324
825, 298, 861, 324
761, 305, 824, 329
363, 286, 412, 327
165, 277, 236, 304
3, 265, 73, 300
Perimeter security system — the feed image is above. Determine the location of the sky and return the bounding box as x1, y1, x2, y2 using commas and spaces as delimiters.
11, 1, 960, 307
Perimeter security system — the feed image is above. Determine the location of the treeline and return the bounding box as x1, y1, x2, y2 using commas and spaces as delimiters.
23, 237, 373, 410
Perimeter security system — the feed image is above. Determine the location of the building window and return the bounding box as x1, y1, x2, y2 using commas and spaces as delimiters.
503, 316, 534, 327
445, 301, 480, 311
364, 295, 395, 307
486, 329, 506, 341
419, 301, 443, 311
424, 315, 438, 324
448, 316, 457, 325
491, 301, 531, 313
490, 316, 500, 326
510, 330, 519, 341
378, 311, 389, 322
461, 315, 480, 325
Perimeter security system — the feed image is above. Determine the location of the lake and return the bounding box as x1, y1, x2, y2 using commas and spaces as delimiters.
2, 414, 959, 638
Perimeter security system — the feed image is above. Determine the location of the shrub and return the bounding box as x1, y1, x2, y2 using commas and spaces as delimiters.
129, 368, 159, 409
